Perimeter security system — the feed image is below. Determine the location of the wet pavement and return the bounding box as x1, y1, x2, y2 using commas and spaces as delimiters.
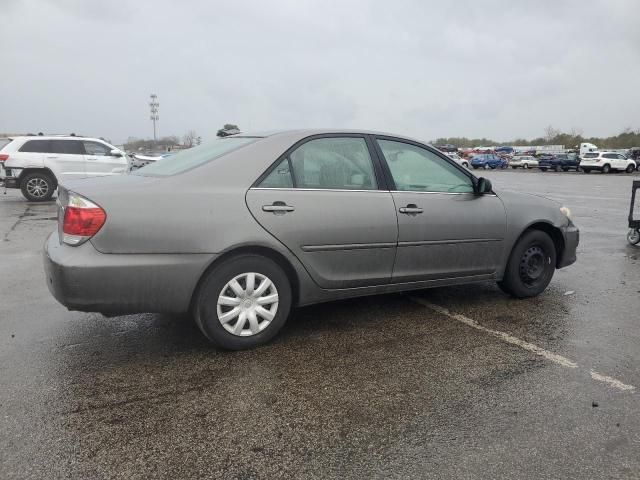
1, 170, 639, 479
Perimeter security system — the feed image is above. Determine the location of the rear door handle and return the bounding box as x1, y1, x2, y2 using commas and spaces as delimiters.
399, 204, 423, 214
262, 202, 295, 213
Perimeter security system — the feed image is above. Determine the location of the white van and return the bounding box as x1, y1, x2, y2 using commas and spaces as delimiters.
0, 135, 128, 201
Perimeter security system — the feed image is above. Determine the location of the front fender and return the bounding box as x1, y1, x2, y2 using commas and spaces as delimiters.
495, 190, 571, 277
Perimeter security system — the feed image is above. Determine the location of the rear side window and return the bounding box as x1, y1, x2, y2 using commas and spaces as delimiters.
19, 140, 51, 153
289, 137, 377, 190
603, 153, 616, 159
258, 137, 378, 190
50, 140, 83, 155
258, 159, 293, 188
583, 153, 599, 158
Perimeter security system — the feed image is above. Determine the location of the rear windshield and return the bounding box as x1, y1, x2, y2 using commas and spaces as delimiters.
583, 153, 599, 158
133, 137, 259, 176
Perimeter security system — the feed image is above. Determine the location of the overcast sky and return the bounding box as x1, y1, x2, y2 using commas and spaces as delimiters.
1, 0, 639, 144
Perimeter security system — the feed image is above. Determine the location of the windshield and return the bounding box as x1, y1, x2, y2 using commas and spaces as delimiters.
133, 136, 259, 176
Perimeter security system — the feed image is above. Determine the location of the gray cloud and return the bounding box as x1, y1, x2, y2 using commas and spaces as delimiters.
1, 0, 638, 143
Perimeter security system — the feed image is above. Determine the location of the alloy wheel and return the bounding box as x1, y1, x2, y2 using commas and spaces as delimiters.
26, 177, 49, 198
216, 272, 279, 336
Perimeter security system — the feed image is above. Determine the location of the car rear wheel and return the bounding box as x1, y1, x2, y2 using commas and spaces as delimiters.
498, 230, 556, 298
193, 255, 292, 350
562, 167, 569, 172
625, 164, 635, 173
602, 164, 611, 174
628, 229, 640, 245
583, 169, 591, 174
462, 162, 469, 168
20, 171, 55, 202
540, 167, 547, 172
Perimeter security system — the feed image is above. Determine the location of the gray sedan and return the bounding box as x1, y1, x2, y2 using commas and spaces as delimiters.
44, 130, 579, 349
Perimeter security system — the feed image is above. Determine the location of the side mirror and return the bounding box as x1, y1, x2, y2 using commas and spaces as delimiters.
475, 177, 493, 195
110, 149, 123, 157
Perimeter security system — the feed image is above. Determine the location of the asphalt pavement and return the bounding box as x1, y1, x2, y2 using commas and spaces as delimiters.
1, 170, 639, 479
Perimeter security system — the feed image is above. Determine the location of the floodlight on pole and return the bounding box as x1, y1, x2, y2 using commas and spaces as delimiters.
149, 94, 159, 142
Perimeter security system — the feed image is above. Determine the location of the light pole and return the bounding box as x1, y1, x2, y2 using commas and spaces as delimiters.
149, 94, 159, 142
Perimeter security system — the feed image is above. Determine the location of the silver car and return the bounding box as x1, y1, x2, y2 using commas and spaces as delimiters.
44, 130, 579, 349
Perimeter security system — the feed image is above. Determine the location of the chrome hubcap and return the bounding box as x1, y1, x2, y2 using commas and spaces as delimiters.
216, 272, 279, 337
26, 178, 49, 198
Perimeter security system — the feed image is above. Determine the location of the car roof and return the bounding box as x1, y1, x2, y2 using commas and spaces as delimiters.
234, 128, 432, 145
10, 135, 109, 142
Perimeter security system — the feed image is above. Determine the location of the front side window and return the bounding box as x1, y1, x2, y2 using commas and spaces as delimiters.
289, 137, 377, 190
19, 140, 51, 153
83, 141, 111, 156
377, 139, 473, 193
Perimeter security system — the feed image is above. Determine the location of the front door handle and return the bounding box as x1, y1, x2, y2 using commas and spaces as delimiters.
262, 202, 295, 213
399, 204, 423, 214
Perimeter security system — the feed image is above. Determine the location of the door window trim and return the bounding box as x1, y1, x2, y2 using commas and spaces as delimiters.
371, 135, 478, 194
252, 133, 390, 191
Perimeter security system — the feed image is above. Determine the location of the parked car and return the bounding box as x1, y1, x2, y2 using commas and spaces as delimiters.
580, 152, 637, 173
538, 153, 580, 172
0, 135, 128, 201
626, 147, 640, 162
44, 130, 579, 350
470, 153, 507, 169
510, 155, 539, 169
130, 153, 174, 170
445, 152, 469, 168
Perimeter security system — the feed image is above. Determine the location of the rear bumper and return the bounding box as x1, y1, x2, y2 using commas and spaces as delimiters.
558, 222, 579, 268
43, 231, 216, 314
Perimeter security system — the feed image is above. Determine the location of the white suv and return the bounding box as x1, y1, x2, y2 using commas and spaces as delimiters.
581, 151, 637, 174
0, 135, 128, 201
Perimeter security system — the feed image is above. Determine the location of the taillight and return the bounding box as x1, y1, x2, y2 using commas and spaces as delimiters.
0, 154, 8, 161
61, 192, 106, 245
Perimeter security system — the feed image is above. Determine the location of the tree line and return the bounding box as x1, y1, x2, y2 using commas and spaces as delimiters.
432, 127, 640, 149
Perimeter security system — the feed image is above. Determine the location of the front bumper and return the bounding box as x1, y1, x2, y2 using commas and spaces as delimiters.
43, 231, 216, 314
558, 222, 579, 268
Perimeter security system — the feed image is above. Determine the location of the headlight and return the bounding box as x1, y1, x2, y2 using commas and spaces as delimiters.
560, 206, 572, 219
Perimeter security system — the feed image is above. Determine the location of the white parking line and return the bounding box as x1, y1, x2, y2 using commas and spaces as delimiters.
411, 297, 636, 393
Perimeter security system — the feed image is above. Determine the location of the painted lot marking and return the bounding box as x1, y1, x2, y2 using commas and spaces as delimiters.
411, 298, 635, 393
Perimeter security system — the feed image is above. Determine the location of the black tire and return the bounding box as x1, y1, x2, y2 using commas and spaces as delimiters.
625, 164, 635, 173
562, 167, 569, 172
511, 166, 517, 169
193, 255, 292, 350
540, 168, 547, 172
20, 171, 56, 202
498, 230, 557, 298
583, 169, 591, 174
553, 166, 559, 172
472, 166, 479, 170
602, 164, 611, 174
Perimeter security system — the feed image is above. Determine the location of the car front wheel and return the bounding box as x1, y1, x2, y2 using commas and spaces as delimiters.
20, 171, 56, 202
498, 230, 556, 298
193, 254, 292, 350
625, 164, 635, 173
